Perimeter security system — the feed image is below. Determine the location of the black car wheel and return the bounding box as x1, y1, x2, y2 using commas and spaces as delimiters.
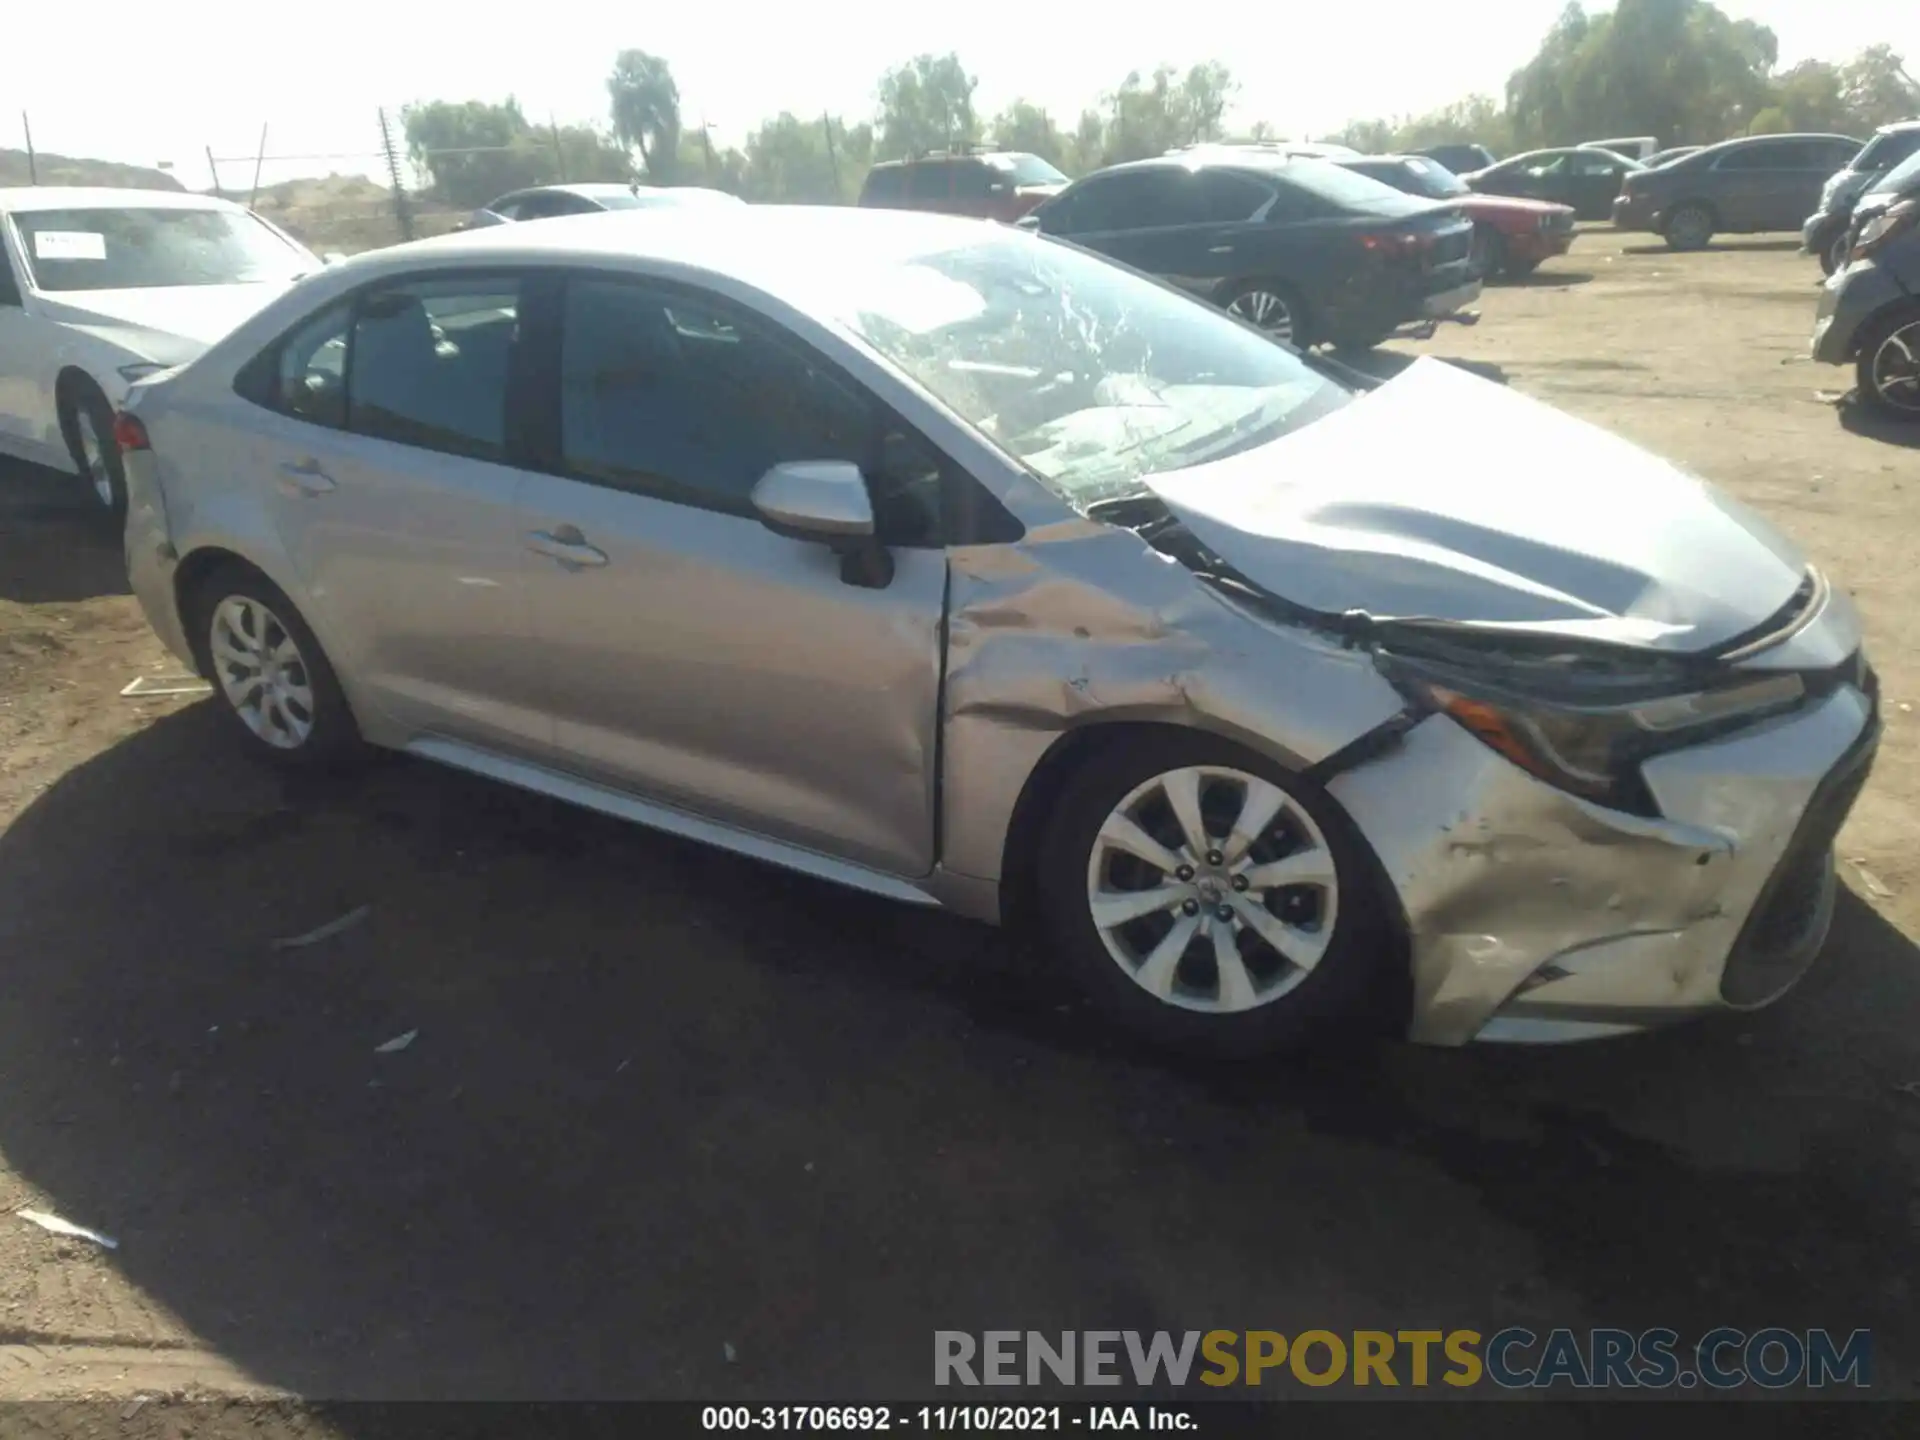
1856, 303, 1920, 423
57, 379, 128, 526
1476, 226, 1509, 282
1225, 280, 1307, 347
1664, 204, 1715, 251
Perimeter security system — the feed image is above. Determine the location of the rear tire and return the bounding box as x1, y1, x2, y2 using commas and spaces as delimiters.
188, 564, 364, 769
58, 379, 127, 526
1036, 731, 1401, 1058
1224, 279, 1309, 348
1664, 204, 1715, 251
1853, 302, 1920, 424
1505, 256, 1542, 280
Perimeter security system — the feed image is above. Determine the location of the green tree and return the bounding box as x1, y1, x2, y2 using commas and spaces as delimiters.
1839, 45, 1920, 132
991, 101, 1066, 166
608, 50, 682, 180
740, 113, 869, 203
876, 53, 980, 160
401, 99, 550, 206
1095, 63, 1237, 165
1768, 61, 1850, 133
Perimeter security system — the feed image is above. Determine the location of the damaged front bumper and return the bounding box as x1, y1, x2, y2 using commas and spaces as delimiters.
1325, 661, 1879, 1047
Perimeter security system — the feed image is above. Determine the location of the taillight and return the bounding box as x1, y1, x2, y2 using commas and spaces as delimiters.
113, 412, 151, 452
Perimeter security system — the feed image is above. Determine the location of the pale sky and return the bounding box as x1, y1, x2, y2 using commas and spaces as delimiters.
6, 0, 1916, 188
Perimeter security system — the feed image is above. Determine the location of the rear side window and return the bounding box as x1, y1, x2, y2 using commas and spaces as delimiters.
1716, 142, 1795, 171
348, 279, 521, 462
1195, 172, 1273, 222
906, 163, 953, 202
274, 302, 351, 428
861, 166, 908, 204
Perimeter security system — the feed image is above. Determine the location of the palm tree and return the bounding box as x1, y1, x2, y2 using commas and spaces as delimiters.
608, 50, 681, 180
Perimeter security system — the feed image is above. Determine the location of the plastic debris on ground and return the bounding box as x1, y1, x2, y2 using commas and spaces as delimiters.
272, 904, 372, 950
374, 1029, 418, 1054
119, 674, 213, 698
16, 1207, 119, 1250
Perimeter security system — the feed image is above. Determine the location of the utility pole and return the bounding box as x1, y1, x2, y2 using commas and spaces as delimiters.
21, 112, 36, 184
822, 112, 841, 199
377, 107, 415, 243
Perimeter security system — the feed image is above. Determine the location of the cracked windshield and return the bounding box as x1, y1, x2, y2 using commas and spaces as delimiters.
822, 236, 1351, 509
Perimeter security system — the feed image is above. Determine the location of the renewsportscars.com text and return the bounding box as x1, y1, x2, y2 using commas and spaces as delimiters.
934, 1328, 1871, 1390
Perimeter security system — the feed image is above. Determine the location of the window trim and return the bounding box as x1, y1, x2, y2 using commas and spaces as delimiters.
0, 225, 23, 307
527, 267, 1022, 548
233, 266, 540, 468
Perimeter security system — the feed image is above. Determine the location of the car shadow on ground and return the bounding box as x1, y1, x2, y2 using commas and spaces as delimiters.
1497, 270, 1596, 289
0, 460, 128, 604
1622, 238, 1806, 257
1838, 400, 1920, 449
1, 707, 1918, 1405
1348, 352, 1511, 387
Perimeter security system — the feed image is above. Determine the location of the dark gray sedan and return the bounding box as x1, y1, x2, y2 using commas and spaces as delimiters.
458, 182, 743, 230
1812, 173, 1920, 421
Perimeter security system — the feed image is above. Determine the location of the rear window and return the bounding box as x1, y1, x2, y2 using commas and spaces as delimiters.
986, 153, 1068, 188
1279, 161, 1428, 217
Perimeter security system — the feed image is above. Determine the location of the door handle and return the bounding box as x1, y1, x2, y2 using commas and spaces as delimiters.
526, 526, 609, 570
276, 459, 336, 495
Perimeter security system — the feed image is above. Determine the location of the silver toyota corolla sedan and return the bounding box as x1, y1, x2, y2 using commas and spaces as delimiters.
117, 207, 1879, 1054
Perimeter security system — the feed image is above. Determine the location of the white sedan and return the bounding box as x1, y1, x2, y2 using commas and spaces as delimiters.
0, 187, 320, 518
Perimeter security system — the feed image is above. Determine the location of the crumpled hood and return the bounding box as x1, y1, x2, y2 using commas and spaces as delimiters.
1146, 357, 1809, 653
37, 282, 299, 363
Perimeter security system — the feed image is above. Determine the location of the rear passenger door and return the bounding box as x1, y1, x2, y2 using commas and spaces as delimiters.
1055, 170, 1272, 292
237, 272, 552, 755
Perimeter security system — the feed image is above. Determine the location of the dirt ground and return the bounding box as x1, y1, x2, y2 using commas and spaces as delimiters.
1, 227, 1918, 1414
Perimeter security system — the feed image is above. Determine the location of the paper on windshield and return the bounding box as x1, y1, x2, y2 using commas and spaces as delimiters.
33, 231, 107, 261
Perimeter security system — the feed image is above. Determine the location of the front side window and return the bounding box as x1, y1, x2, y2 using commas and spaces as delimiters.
10, 207, 308, 292
347, 278, 521, 462
274, 302, 351, 428
803, 233, 1351, 510
558, 277, 941, 544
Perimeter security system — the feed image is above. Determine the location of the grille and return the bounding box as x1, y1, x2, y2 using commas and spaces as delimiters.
1719, 719, 1878, 1007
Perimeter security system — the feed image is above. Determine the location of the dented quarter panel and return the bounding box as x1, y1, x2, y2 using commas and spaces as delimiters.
1328, 685, 1873, 1045
937, 517, 1409, 888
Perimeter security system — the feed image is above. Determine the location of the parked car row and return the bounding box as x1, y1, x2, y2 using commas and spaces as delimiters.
1810, 148, 1920, 421
85, 202, 1878, 1058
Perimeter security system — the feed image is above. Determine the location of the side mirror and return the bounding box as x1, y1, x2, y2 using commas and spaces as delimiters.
322, 252, 347, 266
1015, 213, 1042, 232
751, 461, 892, 587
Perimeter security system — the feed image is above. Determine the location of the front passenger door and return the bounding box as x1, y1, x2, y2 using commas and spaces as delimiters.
514, 276, 951, 875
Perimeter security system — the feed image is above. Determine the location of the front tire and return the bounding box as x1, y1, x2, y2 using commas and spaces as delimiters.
1477, 226, 1509, 282
189, 565, 363, 767
58, 380, 128, 525
1037, 732, 1399, 1057
1821, 231, 1849, 276
1664, 204, 1715, 251
1854, 303, 1920, 423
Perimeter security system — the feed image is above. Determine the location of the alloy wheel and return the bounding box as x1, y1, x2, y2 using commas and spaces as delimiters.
1228, 289, 1296, 345
1867, 319, 1920, 417
209, 595, 316, 750
1084, 765, 1339, 1015
78, 411, 114, 510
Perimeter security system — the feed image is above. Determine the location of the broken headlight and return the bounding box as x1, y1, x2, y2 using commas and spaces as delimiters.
1388, 665, 1808, 815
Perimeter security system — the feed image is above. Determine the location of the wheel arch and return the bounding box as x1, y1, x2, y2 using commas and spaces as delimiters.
1000, 715, 1415, 1036
1665, 197, 1720, 229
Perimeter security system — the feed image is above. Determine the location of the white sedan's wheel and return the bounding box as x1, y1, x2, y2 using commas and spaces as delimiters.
1085, 765, 1340, 1015
210, 595, 317, 750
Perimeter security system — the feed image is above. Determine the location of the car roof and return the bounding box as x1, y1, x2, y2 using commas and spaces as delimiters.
0, 186, 245, 214
1098, 148, 1315, 179
325, 205, 1010, 300
1874, 120, 1920, 136
867, 152, 1029, 171
1692, 132, 1861, 157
